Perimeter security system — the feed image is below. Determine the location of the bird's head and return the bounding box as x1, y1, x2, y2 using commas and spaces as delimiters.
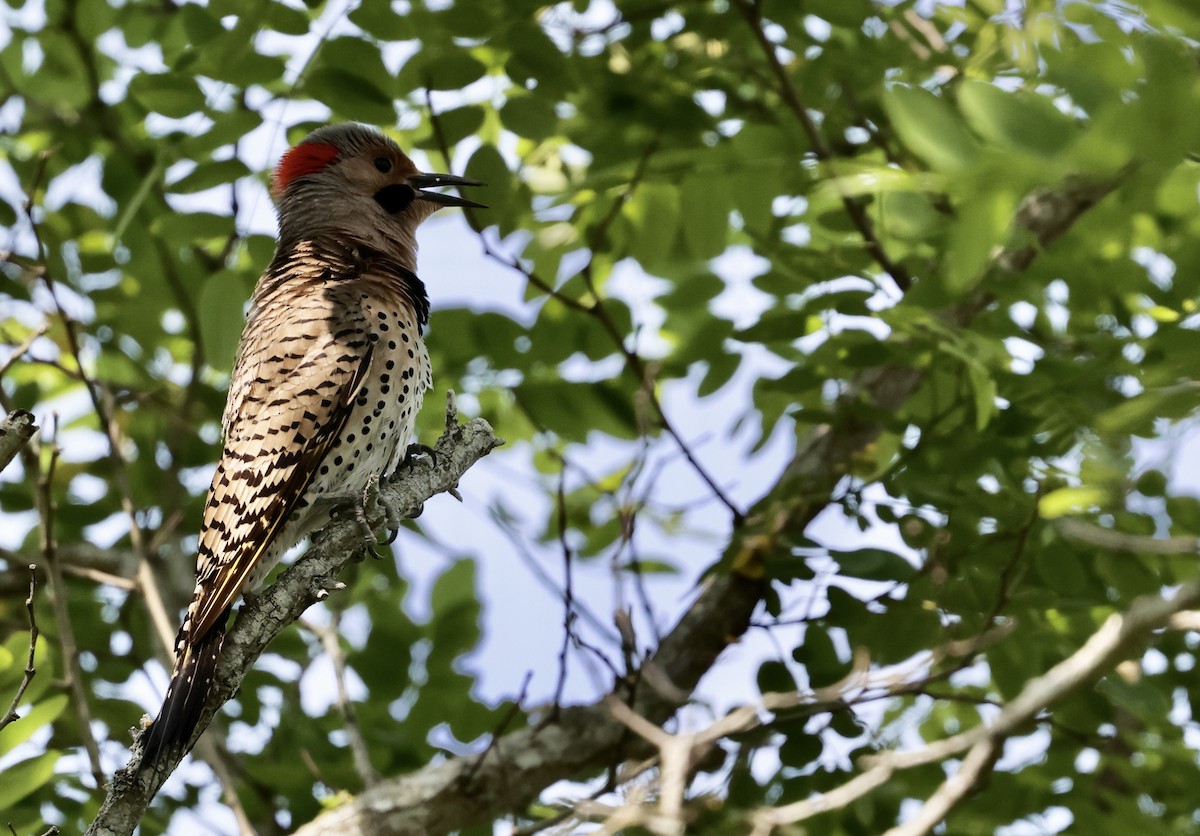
272, 123, 484, 257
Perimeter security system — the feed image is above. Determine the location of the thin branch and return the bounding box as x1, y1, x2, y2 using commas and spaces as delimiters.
0, 564, 41, 731
750, 581, 1200, 834
552, 470, 575, 712
423, 92, 745, 525
302, 613, 381, 788
0, 324, 49, 380
30, 418, 105, 787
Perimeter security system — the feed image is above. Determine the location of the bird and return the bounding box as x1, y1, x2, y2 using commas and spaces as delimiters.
137, 123, 484, 770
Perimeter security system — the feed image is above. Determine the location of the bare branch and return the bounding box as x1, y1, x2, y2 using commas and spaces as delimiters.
881, 739, 999, 836
0, 564, 41, 731
751, 582, 1200, 835
552, 469, 576, 711
85, 394, 503, 836
87, 166, 1121, 836
286, 572, 763, 836
302, 613, 381, 788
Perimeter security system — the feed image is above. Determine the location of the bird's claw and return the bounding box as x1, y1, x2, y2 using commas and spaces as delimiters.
403, 442, 438, 470
358, 475, 383, 557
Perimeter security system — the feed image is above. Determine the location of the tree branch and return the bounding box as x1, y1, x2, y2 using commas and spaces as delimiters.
750, 581, 1200, 835
80, 168, 1123, 836
289, 571, 764, 836
0, 408, 36, 474
276, 169, 1126, 836
84, 394, 502, 836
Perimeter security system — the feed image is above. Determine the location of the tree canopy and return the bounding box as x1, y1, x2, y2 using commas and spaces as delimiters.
4, 0, 1200, 833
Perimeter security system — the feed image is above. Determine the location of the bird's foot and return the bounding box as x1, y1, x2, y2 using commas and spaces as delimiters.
402, 442, 438, 470
358, 475, 384, 557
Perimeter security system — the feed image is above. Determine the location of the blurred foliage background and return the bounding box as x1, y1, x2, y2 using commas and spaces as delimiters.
4, 0, 1200, 832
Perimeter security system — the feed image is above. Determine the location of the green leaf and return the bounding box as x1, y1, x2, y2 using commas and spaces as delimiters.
178, 4, 224, 45
884, 84, 980, 173
516, 380, 638, 441
806, 0, 871, 27
1039, 486, 1109, 519
756, 660, 797, 695
304, 67, 396, 124
625, 183, 680, 269
263, 0, 311, 35
680, 174, 730, 259
464, 143, 513, 226
501, 96, 558, 141
199, 271, 249, 372
0, 694, 68, 758
421, 52, 488, 91
129, 72, 207, 118
831, 548, 916, 582
958, 79, 1077, 156
349, 0, 414, 40
1097, 676, 1171, 723
1034, 546, 1089, 596
943, 189, 1016, 294
432, 105, 486, 147
966, 362, 997, 431
430, 559, 477, 617
795, 627, 847, 688
0, 751, 60, 810
168, 159, 250, 194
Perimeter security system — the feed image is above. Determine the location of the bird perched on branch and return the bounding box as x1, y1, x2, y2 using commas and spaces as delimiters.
138, 123, 484, 769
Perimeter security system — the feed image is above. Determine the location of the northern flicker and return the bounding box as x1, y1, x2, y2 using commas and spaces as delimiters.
138, 123, 484, 769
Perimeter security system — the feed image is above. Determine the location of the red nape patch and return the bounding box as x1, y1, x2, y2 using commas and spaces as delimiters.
272, 142, 340, 196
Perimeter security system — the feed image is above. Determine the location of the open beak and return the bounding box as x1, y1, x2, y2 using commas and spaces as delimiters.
408, 172, 487, 209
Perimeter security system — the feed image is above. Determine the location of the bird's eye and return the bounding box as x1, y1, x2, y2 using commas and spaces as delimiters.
374, 157, 393, 174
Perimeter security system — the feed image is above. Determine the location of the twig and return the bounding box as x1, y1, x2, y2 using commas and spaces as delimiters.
423, 92, 745, 526
61, 564, 138, 590
749, 581, 1200, 834
552, 471, 575, 712
0, 324, 48, 380
303, 613, 380, 788
0, 564, 41, 730
30, 418, 106, 787
463, 670, 533, 785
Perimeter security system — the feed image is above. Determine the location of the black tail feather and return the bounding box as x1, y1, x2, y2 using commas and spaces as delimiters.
138, 611, 229, 771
